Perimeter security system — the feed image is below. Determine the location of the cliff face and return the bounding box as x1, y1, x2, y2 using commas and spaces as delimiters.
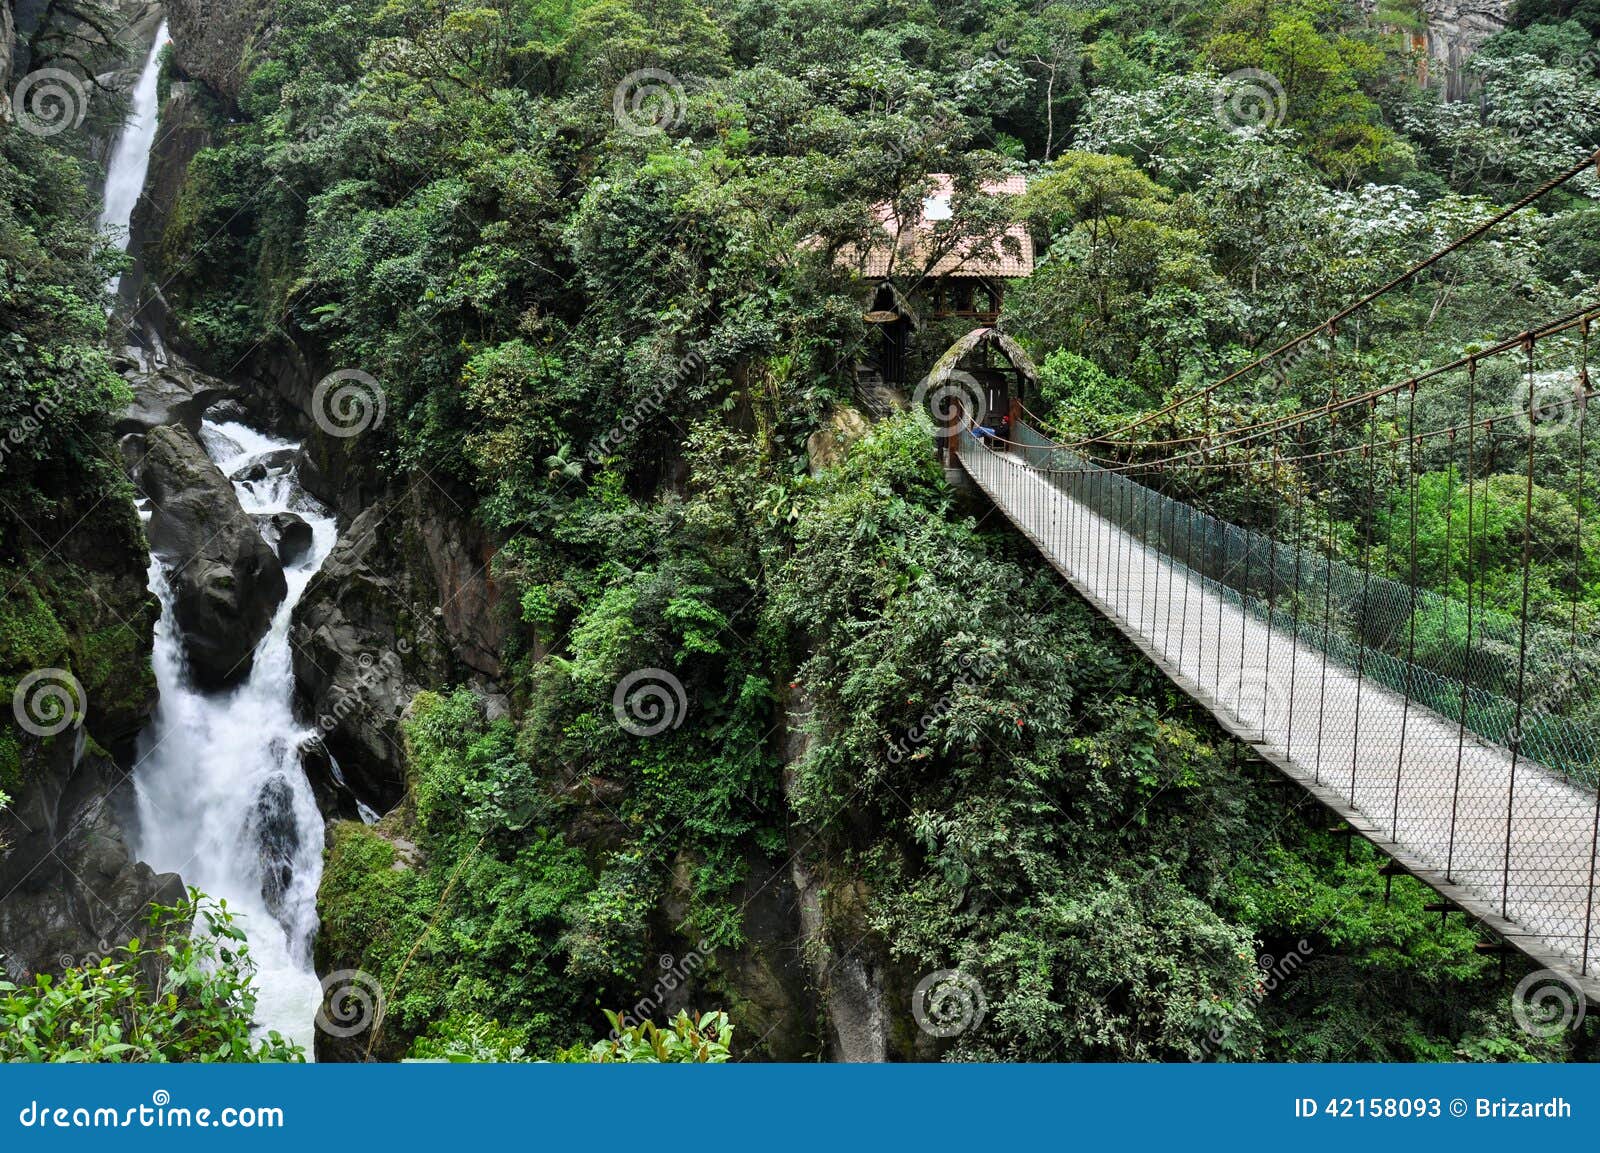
0, 494, 168, 980
165, 0, 272, 101
1423, 0, 1512, 99
1360, 0, 1511, 99
0, 1, 14, 124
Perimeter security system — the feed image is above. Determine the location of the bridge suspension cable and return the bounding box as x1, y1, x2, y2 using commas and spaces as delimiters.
1032, 148, 1600, 452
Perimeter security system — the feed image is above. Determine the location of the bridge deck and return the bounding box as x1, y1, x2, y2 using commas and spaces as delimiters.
957, 441, 1600, 995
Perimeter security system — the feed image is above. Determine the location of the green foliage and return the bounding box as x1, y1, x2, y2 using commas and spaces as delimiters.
316, 701, 598, 1057
406, 1012, 530, 1062
0, 893, 303, 1063
105, 0, 1600, 1064
589, 1009, 733, 1062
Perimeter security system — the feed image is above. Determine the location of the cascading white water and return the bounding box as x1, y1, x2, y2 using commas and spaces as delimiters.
100, 20, 169, 296
133, 422, 338, 1053
98, 15, 337, 1055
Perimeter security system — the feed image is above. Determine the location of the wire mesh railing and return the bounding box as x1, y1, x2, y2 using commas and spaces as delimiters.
955, 421, 1600, 980
1007, 421, 1600, 790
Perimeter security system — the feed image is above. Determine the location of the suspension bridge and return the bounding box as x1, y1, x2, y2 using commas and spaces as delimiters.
939, 151, 1600, 996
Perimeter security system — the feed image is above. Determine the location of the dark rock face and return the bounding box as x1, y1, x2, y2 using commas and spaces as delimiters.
0, 735, 184, 980
1420, 0, 1510, 100
114, 354, 236, 437
166, 0, 272, 102
120, 82, 214, 338
141, 425, 287, 689
248, 769, 300, 929
267, 512, 313, 566
0, 495, 165, 979
290, 486, 503, 812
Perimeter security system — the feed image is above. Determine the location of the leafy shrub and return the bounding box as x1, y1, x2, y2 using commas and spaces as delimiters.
588, 1010, 733, 1063
0, 892, 303, 1063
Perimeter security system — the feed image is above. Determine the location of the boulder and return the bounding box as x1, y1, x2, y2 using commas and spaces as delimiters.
0, 732, 184, 981
290, 486, 503, 811
141, 425, 287, 689
231, 448, 298, 483
207, 398, 253, 424
806, 406, 870, 475
268, 511, 313, 566
115, 358, 235, 437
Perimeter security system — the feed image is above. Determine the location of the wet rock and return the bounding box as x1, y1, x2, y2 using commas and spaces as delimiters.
290, 487, 503, 812
0, 735, 184, 980
268, 511, 313, 566
115, 358, 235, 437
207, 398, 252, 424
141, 424, 287, 689
231, 448, 298, 483
296, 736, 362, 823
249, 773, 300, 928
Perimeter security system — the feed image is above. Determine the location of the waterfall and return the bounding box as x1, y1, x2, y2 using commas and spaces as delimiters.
100, 20, 169, 297
97, 18, 338, 1056
133, 422, 339, 1054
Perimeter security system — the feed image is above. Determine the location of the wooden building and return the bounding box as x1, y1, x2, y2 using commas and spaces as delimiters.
838, 174, 1035, 401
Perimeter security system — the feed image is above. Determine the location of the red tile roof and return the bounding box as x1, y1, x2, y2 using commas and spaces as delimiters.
839, 174, 1034, 280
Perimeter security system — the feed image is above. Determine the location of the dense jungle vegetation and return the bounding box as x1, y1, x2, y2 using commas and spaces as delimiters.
5, 0, 1600, 1061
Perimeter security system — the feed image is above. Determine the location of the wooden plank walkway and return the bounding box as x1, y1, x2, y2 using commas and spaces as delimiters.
957, 440, 1600, 996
